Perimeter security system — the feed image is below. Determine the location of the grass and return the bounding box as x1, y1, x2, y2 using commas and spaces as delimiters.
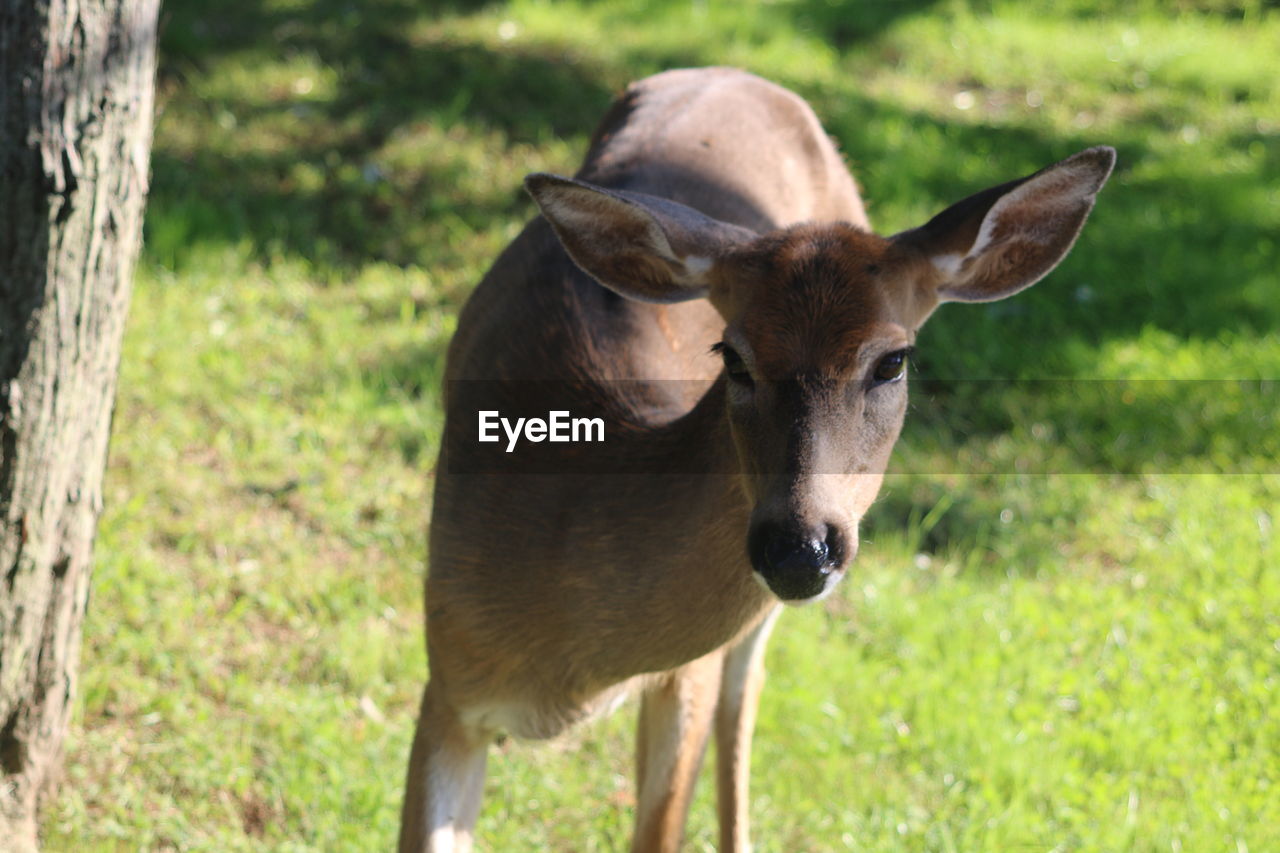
41, 0, 1279, 850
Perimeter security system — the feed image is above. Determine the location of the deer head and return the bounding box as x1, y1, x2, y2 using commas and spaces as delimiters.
526, 146, 1115, 602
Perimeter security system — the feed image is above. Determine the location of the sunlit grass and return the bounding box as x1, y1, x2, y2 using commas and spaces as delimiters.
42, 0, 1279, 850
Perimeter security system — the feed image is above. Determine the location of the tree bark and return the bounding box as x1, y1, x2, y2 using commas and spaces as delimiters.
0, 0, 159, 847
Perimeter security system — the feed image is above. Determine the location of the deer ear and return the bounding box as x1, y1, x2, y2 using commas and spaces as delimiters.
896, 146, 1116, 304
525, 173, 756, 304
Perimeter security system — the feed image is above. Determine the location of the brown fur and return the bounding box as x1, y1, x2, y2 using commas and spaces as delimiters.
399, 67, 1113, 852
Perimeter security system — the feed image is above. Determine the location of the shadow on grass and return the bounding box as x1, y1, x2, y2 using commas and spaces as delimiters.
790, 0, 941, 47
149, 0, 616, 271
148, 0, 1278, 478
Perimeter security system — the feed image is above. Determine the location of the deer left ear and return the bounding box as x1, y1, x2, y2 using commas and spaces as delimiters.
525, 173, 756, 305
896, 146, 1116, 304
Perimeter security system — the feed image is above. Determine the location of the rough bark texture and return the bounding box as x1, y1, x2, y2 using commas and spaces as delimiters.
0, 0, 158, 847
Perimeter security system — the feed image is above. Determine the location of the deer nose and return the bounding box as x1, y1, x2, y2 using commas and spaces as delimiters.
763, 533, 829, 573
749, 522, 846, 601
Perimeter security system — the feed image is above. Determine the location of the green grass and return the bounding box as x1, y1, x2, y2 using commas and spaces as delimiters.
42, 0, 1279, 850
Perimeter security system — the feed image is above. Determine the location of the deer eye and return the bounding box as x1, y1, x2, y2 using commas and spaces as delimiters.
715, 343, 754, 387
871, 348, 911, 385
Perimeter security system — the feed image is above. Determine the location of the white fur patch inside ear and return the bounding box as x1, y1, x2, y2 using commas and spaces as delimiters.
639, 220, 677, 262
542, 187, 677, 262
682, 255, 713, 277
539, 193, 594, 230
971, 160, 1100, 255
931, 252, 965, 276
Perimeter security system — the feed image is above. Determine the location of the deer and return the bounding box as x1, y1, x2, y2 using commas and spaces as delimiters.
398, 67, 1114, 852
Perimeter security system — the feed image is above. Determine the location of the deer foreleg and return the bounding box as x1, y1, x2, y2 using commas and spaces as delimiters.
631, 653, 723, 852
399, 681, 490, 853
715, 606, 780, 853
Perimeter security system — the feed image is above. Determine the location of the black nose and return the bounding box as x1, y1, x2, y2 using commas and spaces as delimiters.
764, 534, 828, 573
749, 522, 845, 601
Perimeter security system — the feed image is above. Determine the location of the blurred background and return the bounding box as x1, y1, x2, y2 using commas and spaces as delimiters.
45, 0, 1278, 849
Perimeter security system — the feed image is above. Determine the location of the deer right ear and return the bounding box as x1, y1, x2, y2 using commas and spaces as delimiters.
895, 146, 1116, 307
525, 174, 756, 304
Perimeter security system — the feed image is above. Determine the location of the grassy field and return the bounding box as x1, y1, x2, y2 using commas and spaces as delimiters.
41, 0, 1279, 850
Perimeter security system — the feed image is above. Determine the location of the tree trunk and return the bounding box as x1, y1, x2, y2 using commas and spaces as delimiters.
0, 0, 159, 847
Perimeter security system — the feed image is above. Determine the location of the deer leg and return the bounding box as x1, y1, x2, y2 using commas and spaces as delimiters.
399, 680, 490, 853
715, 606, 781, 853
631, 653, 723, 853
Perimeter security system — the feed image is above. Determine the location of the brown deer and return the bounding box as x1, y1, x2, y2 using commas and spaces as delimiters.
399, 67, 1114, 852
